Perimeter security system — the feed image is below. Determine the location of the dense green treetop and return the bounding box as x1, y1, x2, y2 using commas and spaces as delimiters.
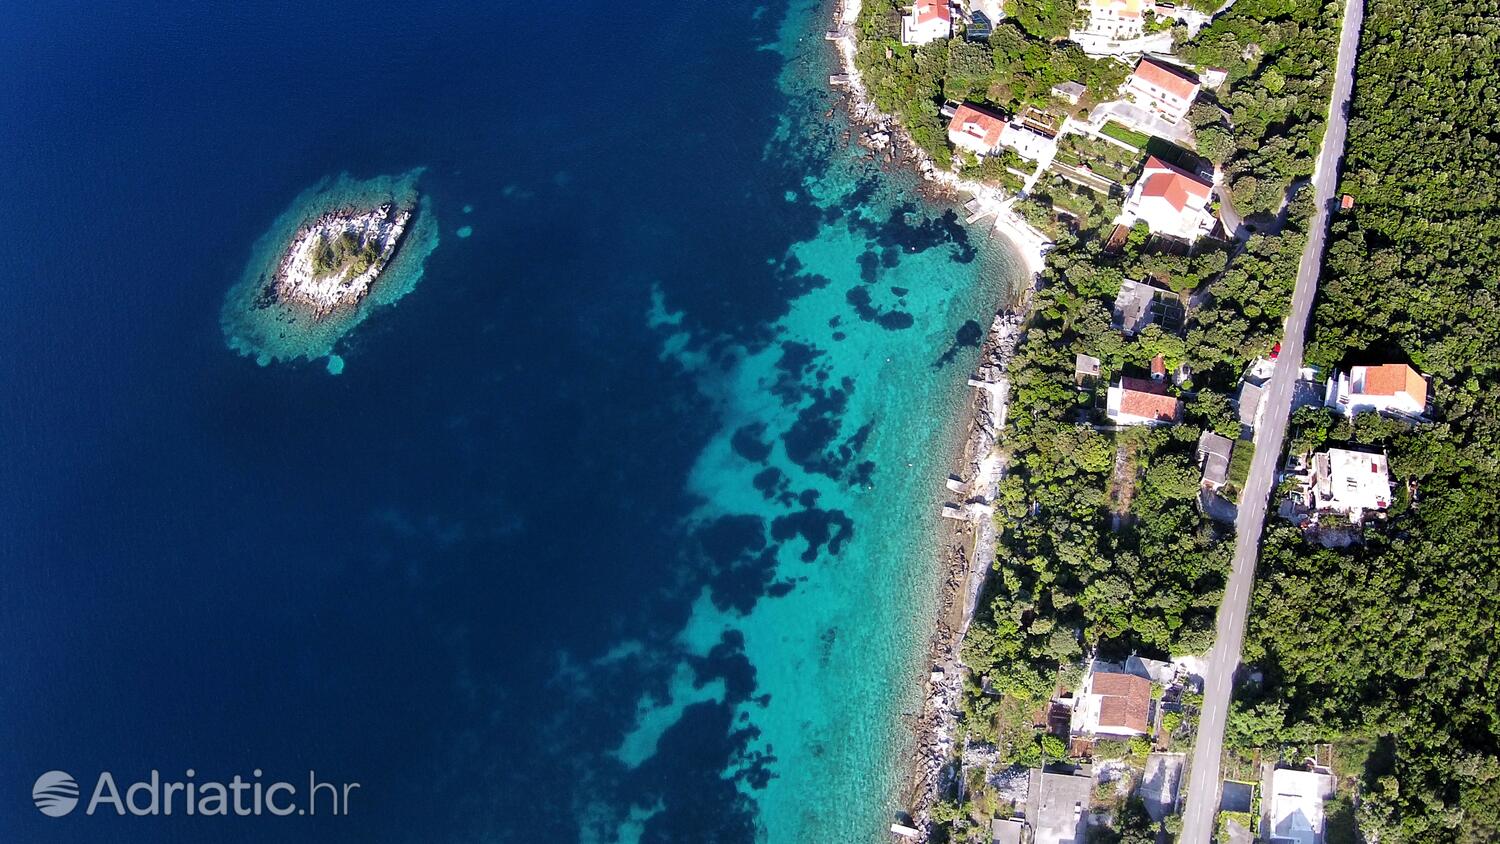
1230, 0, 1500, 838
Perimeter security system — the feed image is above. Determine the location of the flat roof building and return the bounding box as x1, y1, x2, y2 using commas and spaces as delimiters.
1028, 769, 1093, 844
1198, 431, 1233, 489
990, 816, 1024, 844
1075, 353, 1102, 387
1308, 448, 1392, 522
999, 118, 1059, 161
1111, 278, 1183, 336
1052, 80, 1087, 105
1237, 380, 1266, 429
1267, 768, 1334, 844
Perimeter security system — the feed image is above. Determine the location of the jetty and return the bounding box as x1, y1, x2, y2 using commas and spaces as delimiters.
907, 310, 1026, 840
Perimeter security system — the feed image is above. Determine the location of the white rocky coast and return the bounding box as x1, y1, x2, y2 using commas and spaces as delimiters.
272, 203, 413, 316
828, 0, 1050, 279
221, 170, 438, 370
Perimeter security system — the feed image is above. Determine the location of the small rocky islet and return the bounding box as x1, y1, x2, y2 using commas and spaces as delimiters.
221, 169, 439, 372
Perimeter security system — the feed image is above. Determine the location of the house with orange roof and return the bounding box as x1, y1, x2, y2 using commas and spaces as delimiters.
1324, 363, 1429, 418
1071, 662, 1154, 737
1120, 156, 1215, 242
1121, 57, 1200, 122
901, 0, 952, 45
946, 103, 1007, 155
1106, 376, 1182, 426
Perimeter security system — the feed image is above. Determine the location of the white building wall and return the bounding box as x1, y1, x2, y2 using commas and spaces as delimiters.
901, 13, 950, 44
1122, 77, 1194, 122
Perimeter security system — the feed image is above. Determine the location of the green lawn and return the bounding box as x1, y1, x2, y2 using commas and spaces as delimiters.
1227, 439, 1255, 491
1099, 121, 1151, 149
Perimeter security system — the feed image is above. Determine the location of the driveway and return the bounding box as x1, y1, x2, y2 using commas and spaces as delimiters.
1213, 168, 1246, 241
1088, 100, 1194, 146
1072, 30, 1175, 57
1176, 0, 1367, 840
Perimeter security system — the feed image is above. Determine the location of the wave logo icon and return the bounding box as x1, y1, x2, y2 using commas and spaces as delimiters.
32, 771, 80, 817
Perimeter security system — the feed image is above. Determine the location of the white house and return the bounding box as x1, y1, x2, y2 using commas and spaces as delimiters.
1268, 768, 1334, 844
946, 103, 1007, 155
1308, 448, 1393, 522
1078, 0, 1153, 40
999, 119, 1058, 161
902, 0, 952, 44
1121, 57, 1200, 123
1071, 662, 1153, 737
1069, 0, 1178, 55
1107, 376, 1182, 426
1324, 363, 1428, 418
1121, 156, 1214, 242
971, 0, 1005, 24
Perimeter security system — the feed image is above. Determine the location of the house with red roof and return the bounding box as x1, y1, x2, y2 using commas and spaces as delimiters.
1071, 663, 1154, 738
1121, 156, 1215, 242
1106, 376, 1182, 426
901, 0, 952, 45
1324, 363, 1429, 418
1121, 57, 1200, 122
946, 103, 1007, 155
948, 102, 1059, 162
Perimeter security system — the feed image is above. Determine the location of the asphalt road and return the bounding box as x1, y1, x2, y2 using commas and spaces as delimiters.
1177, 0, 1366, 839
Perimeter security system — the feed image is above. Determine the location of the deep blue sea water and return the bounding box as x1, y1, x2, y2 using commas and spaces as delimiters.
0, 1, 1021, 840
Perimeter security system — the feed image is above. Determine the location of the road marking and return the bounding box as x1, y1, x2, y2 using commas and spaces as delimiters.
1178, 1, 1365, 838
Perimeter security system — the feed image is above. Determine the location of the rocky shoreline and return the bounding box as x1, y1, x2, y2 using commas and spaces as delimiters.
267, 202, 413, 318
828, 0, 1050, 278
903, 309, 1026, 839
820, 4, 1048, 840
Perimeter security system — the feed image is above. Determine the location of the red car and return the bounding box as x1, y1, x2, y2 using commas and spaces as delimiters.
1270, 342, 1281, 360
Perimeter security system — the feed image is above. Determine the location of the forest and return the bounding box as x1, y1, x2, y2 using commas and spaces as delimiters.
1179, 0, 1344, 214
1226, 0, 1500, 838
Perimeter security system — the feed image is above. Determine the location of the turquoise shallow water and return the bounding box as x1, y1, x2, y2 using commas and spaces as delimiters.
599, 3, 1026, 838
0, 0, 1023, 839
220, 169, 440, 370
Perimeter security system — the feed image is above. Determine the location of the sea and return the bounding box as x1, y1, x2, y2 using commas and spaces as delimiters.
0, 0, 1023, 841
